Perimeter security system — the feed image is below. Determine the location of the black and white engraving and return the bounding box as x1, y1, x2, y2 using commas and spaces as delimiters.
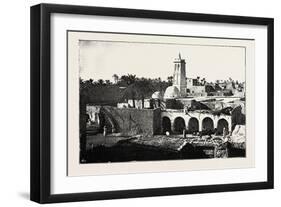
78, 33, 246, 164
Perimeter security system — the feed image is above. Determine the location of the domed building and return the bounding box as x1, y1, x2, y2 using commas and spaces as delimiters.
164, 86, 180, 99
151, 91, 162, 100
151, 91, 162, 108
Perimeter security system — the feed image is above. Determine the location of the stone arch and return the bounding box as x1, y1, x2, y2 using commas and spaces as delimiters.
202, 117, 214, 133
217, 118, 229, 135
162, 117, 171, 133
187, 117, 199, 134
173, 117, 186, 134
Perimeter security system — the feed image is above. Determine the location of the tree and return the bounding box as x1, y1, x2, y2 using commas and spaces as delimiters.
97, 79, 104, 85
88, 78, 93, 84
134, 79, 154, 108
122, 84, 137, 108
119, 74, 137, 85
80, 74, 173, 109
105, 80, 111, 85
112, 74, 119, 84
167, 76, 173, 84
201, 78, 206, 86
121, 78, 155, 108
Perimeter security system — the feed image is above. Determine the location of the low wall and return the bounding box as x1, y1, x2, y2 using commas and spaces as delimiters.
103, 106, 161, 136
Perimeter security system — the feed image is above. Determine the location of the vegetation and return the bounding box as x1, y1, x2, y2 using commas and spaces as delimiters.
80, 74, 245, 107
80, 74, 173, 107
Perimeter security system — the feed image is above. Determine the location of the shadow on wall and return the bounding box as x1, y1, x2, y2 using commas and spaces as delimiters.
100, 106, 161, 136
165, 99, 184, 109
231, 105, 245, 131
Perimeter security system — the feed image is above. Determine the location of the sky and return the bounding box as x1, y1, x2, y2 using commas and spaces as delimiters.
79, 39, 246, 83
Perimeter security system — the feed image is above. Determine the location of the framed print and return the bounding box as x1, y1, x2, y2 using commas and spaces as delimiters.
30, 3, 274, 203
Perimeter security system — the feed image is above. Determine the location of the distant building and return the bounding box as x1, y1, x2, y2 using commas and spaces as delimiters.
168, 54, 209, 97
165, 53, 245, 98
151, 91, 163, 100
186, 77, 200, 87
186, 86, 207, 96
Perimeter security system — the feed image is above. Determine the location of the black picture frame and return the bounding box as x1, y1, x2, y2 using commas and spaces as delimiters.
30, 3, 274, 204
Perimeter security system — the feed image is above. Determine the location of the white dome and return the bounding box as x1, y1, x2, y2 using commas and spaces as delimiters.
164, 86, 180, 99
151, 91, 162, 99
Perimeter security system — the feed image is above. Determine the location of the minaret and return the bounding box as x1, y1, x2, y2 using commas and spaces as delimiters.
173, 53, 186, 97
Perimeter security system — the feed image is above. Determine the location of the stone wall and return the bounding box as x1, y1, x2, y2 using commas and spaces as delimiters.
153, 108, 162, 134
102, 106, 161, 136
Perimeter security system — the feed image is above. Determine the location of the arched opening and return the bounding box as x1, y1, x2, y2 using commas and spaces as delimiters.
217, 119, 229, 135
187, 117, 199, 134
162, 117, 171, 133
202, 117, 214, 134
173, 117, 186, 134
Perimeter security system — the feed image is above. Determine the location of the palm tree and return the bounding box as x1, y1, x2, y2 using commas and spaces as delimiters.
167, 76, 173, 85
201, 78, 206, 86
120, 74, 137, 85
122, 79, 154, 108
112, 74, 119, 84
122, 84, 137, 108
105, 80, 111, 85
134, 80, 154, 108
97, 79, 104, 85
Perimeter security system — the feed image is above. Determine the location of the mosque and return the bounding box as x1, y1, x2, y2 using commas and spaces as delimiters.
115, 53, 233, 135
163, 53, 207, 100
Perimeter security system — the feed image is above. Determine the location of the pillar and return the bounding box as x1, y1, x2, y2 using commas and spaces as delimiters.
198, 119, 203, 132
171, 119, 175, 133
228, 117, 232, 134
185, 118, 190, 131
214, 117, 218, 129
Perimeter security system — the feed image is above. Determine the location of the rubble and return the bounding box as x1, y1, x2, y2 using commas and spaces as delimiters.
229, 125, 246, 149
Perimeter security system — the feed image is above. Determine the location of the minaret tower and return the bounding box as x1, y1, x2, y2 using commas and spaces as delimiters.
173, 53, 186, 97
